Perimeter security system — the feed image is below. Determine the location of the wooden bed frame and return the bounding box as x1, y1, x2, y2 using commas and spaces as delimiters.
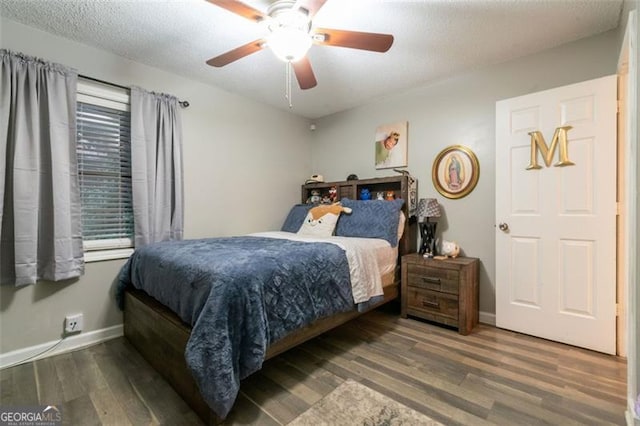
122, 175, 417, 424
124, 273, 398, 423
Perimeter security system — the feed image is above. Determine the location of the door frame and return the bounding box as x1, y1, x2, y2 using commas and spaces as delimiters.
619, 9, 639, 425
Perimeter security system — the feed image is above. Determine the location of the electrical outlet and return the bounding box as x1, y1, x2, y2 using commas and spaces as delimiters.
64, 313, 83, 334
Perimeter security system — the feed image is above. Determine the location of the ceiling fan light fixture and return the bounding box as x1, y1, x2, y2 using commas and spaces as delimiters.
267, 27, 312, 62
266, 7, 312, 62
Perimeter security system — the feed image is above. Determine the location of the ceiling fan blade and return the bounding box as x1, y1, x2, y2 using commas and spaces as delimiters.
292, 57, 317, 90
205, 0, 266, 22
313, 28, 394, 52
293, 0, 328, 19
206, 39, 266, 67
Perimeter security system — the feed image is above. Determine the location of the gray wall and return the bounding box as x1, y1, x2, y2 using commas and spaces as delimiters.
0, 18, 312, 353
0, 18, 624, 354
310, 29, 620, 317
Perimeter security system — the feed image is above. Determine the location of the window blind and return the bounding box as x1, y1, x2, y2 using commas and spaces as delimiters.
76, 101, 133, 249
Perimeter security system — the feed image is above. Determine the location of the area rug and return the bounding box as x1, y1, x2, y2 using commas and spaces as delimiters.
287, 379, 442, 426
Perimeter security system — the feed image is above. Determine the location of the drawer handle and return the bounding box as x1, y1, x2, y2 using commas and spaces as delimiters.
422, 277, 441, 285
422, 299, 440, 309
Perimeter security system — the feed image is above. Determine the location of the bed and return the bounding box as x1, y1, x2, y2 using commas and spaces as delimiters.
119, 176, 416, 423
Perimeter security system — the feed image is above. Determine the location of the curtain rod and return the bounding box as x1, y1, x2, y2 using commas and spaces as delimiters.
79, 74, 190, 108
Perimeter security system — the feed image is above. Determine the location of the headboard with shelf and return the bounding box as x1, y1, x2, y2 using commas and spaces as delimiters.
301, 175, 417, 257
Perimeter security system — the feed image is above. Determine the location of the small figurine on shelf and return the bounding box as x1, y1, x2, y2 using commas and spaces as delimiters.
385, 190, 395, 200
329, 186, 338, 203
376, 191, 385, 200
360, 188, 371, 200
307, 189, 321, 204
321, 194, 331, 204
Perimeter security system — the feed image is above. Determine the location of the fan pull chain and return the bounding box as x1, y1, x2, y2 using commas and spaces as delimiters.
285, 61, 293, 109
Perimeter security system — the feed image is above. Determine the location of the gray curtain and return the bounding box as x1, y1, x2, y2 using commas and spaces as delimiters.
0, 49, 83, 286
130, 86, 184, 247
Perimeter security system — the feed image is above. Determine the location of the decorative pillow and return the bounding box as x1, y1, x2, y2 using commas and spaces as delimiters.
297, 204, 353, 238
335, 198, 405, 246
281, 204, 314, 232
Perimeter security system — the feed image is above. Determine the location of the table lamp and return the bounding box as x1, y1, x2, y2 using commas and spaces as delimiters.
416, 198, 441, 257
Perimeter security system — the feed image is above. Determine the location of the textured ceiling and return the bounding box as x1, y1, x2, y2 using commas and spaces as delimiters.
0, 0, 623, 119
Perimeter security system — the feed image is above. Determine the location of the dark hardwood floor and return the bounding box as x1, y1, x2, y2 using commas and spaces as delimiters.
0, 310, 627, 425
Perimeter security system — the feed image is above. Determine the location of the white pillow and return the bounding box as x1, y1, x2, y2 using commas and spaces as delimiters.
397, 211, 406, 241
297, 204, 352, 238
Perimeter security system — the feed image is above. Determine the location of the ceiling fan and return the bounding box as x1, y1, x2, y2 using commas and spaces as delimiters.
205, 0, 394, 90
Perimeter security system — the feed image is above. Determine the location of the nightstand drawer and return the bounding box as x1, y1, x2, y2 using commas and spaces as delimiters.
407, 264, 459, 294
406, 287, 458, 320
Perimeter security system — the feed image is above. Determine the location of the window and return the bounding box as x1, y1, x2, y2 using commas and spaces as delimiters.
76, 80, 133, 262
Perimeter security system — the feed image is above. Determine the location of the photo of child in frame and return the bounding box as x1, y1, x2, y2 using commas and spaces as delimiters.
375, 121, 408, 169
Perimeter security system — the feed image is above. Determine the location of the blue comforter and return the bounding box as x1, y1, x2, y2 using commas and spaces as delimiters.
117, 236, 354, 418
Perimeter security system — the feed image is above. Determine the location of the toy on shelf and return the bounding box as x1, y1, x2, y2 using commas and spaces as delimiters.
329, 186, 338, 203
306, 189, 321, 204
376, 191, 385, 200
360, 188, 371, 200
385, 190, 395, 200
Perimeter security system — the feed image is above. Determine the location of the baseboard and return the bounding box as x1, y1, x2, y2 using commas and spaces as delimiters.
625, 409, 639, 426
0, 324, 123, 370
479, 311, 496, 326
626, 396, 640, 426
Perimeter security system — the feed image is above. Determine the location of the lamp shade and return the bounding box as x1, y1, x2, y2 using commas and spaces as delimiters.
417, 198, 440, 222
426, 198, 441, 218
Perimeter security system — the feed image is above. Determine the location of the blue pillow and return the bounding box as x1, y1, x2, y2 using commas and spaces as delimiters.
281, 204, 314, 232
335, 198, 405, 246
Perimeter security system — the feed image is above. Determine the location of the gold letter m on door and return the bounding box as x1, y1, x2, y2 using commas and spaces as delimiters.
526, 126, 575, 170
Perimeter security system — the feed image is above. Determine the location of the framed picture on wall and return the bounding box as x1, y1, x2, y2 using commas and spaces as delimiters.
432, 145, 480, 199
375, 121, 408, 169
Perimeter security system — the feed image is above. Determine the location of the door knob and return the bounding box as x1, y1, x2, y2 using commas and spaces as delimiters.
498, 223, 509, 232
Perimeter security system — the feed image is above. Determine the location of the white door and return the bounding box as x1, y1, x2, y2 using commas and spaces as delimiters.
495, 75, 617, 354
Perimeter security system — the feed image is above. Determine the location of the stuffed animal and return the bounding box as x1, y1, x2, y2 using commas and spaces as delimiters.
307, 189, 321, 204
297, 203, 353, 237
329, 186, 338, 203
376, 191, 385, 200
360, 188, 371, 200
385, 191, 395, 200
440, 240, 460, 258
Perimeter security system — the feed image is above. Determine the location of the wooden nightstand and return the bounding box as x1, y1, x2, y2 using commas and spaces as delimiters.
401, 253, 479, 335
